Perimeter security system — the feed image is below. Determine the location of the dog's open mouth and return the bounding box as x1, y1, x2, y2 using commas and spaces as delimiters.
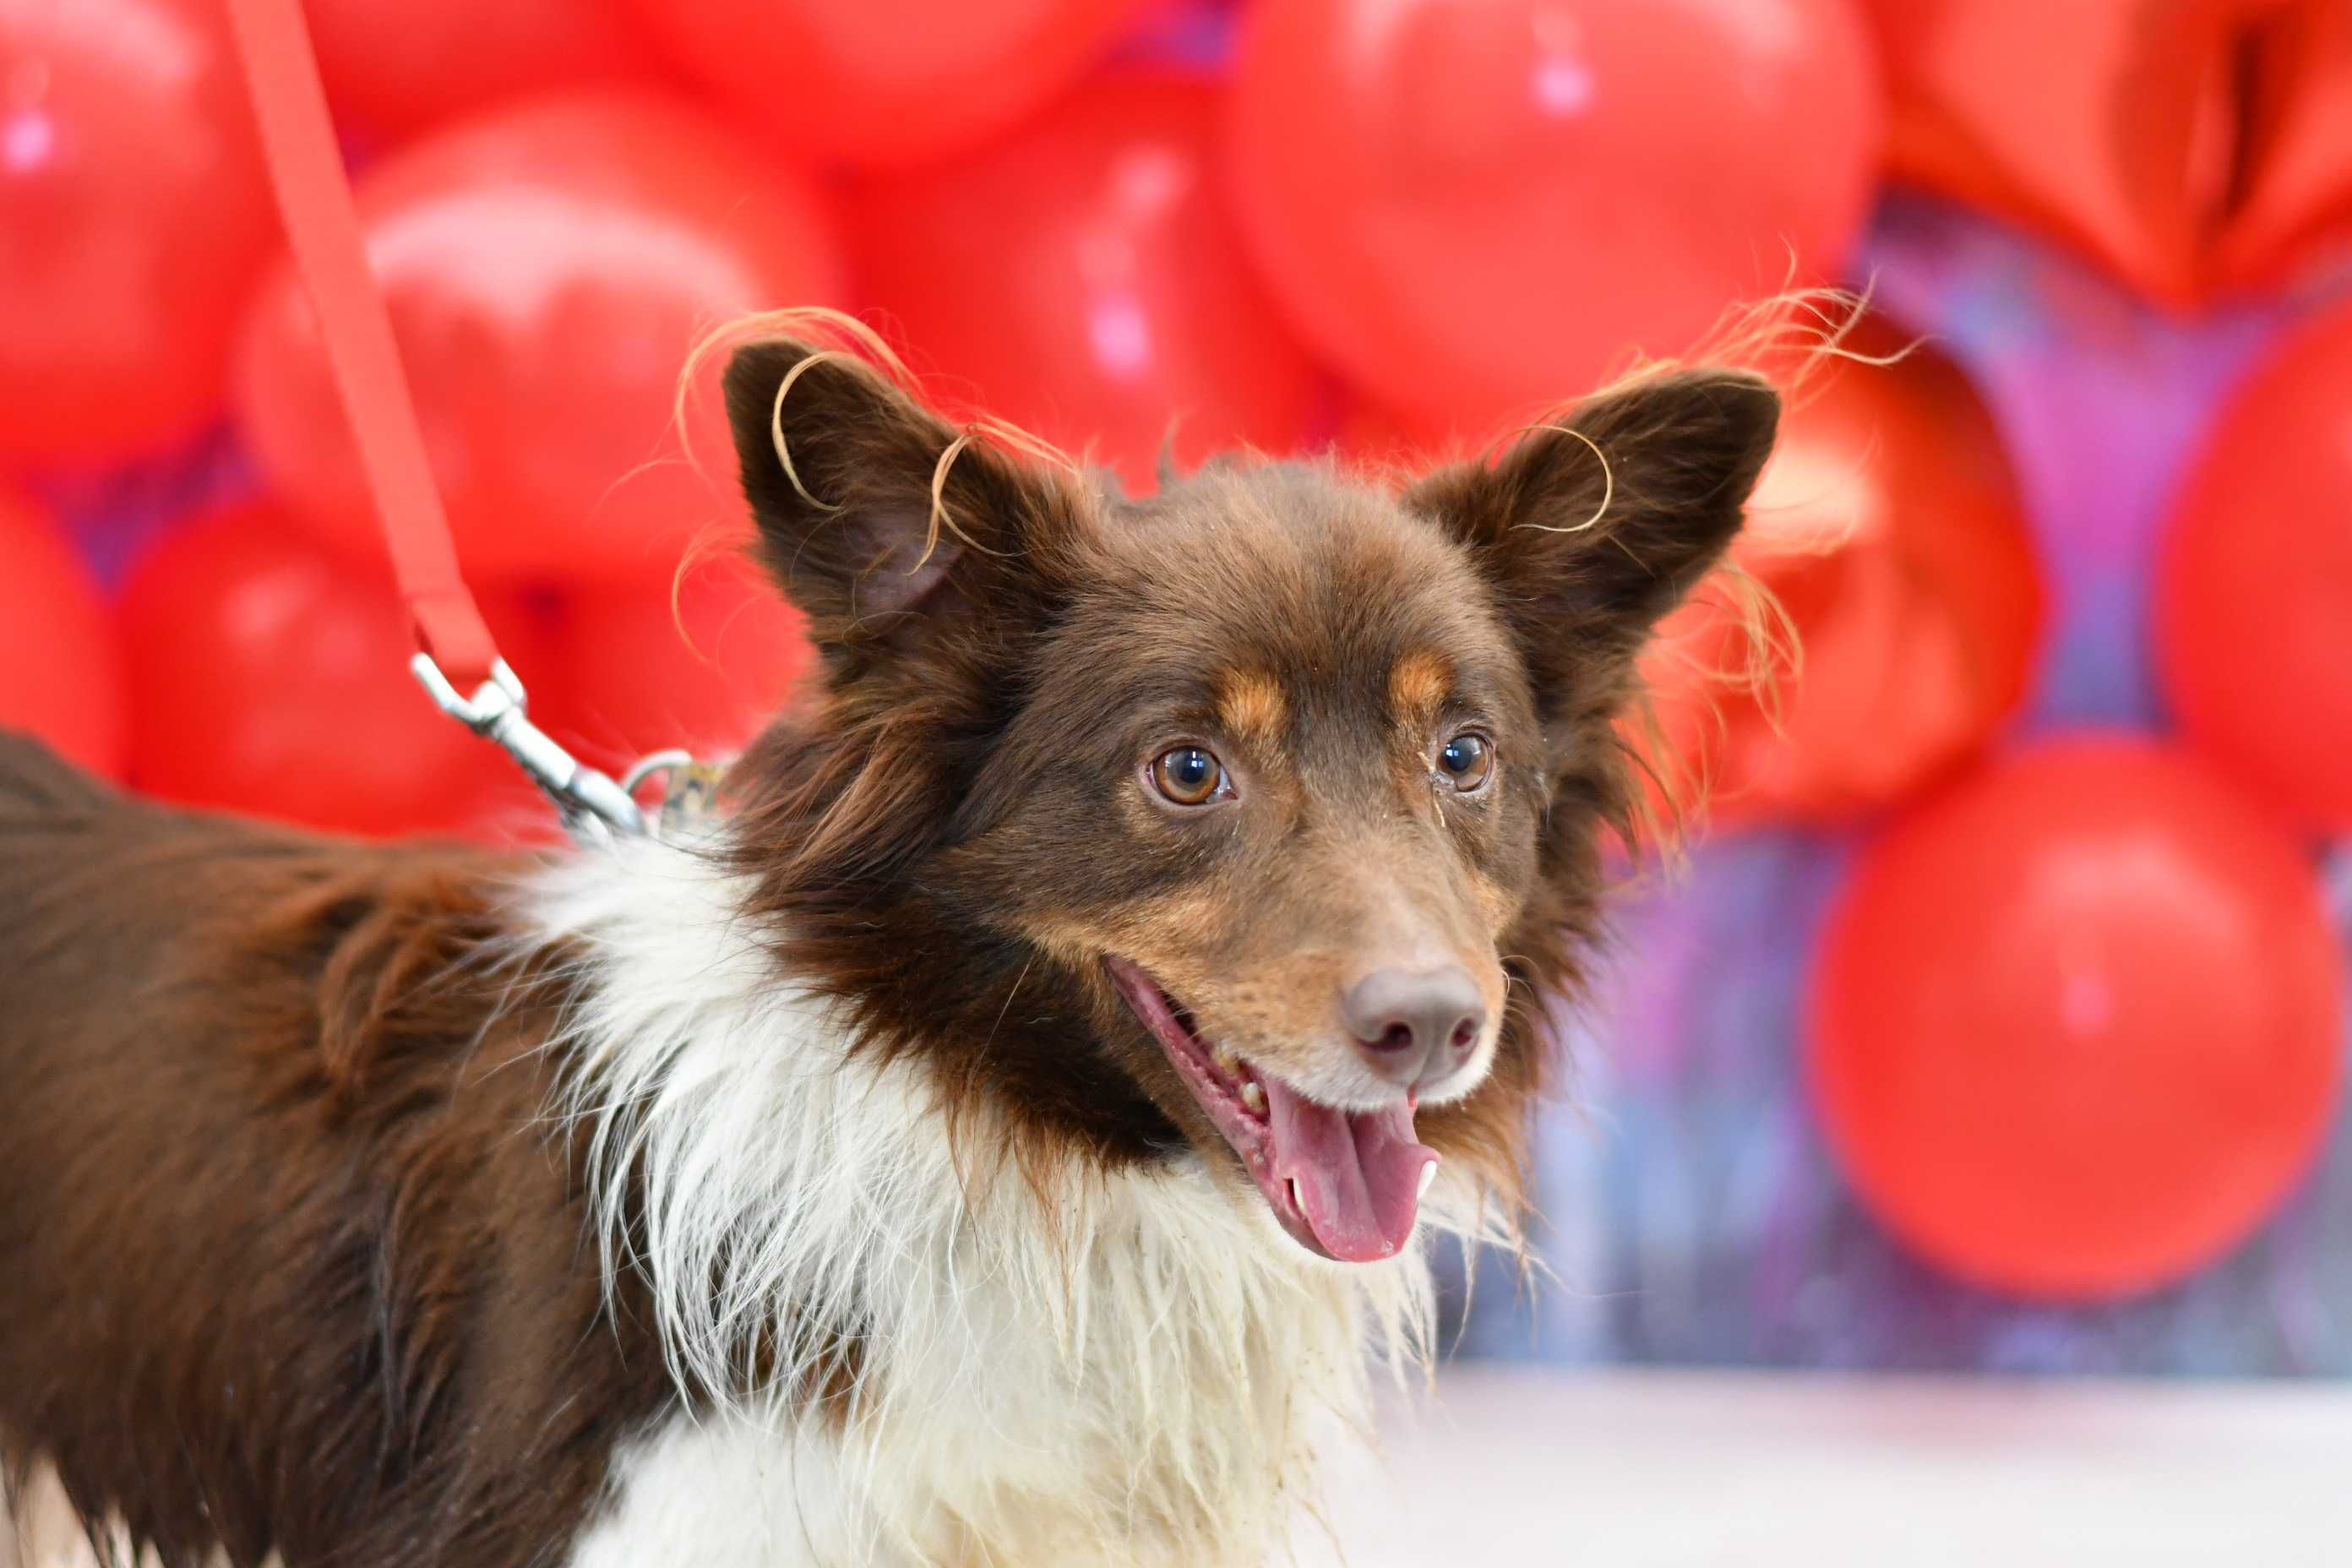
1105, 956, 1436, 1262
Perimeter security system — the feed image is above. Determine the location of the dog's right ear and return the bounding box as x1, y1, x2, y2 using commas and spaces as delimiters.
722, 339, 1087, 674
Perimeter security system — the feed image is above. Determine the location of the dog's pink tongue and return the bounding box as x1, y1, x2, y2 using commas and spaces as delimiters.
1264, 1079, 1436, 1262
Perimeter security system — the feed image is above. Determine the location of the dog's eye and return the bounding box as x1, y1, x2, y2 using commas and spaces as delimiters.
1150, 746, 1226, 806
1436, 732, 1494, 792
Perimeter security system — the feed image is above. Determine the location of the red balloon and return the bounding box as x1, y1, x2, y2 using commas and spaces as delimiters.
0, 488, 125, 777
1228, 0, 1882, 429
119, 504, 549, 839
623, 0, 1146, 168
0, 0, 272, 462
1865, 0, 2291, 307
2220, 5, 2352, 297
852, 76, 1326, 493
2155, 297, 2352, 836
1810, 737, 2344, 1301
1646, 335, 2044, 826
305, 0, 651, 144
525, 551, 814, 769
235, 90, 847, 586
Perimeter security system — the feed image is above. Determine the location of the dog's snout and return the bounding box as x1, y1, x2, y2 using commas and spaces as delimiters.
1342, 965, 1485, 1086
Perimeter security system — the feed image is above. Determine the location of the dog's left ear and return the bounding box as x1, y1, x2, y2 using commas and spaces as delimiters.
1408, 368, 1778, 722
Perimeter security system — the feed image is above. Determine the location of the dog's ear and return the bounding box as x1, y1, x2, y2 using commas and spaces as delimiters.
722, 339, 1086, 676
1408, 368, 1778, 723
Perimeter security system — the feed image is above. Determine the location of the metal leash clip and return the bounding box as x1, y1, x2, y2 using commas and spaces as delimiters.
411, 654, 651, 841
618, 749, 728, 840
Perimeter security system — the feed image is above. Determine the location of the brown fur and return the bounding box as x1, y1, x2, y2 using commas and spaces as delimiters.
0, 741, 675, 1568
0, 325, 1774, 1565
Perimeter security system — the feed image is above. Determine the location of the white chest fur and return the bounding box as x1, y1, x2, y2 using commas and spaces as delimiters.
535, 841, 1439, 1566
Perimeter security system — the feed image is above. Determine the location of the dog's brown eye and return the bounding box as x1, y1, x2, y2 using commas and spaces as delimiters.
1151, 746, 1225, 806
1436, 732, 1493, 792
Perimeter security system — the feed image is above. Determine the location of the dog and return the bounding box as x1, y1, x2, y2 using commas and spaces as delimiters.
0, 327, 1778, 1567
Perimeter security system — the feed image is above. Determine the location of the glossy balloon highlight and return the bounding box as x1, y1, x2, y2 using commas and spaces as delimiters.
1228, 0, 1883, 428
119, 504, 542, 837
854, 76, 1324, 493
236, 90, 847, 586
0, 0, 272, 462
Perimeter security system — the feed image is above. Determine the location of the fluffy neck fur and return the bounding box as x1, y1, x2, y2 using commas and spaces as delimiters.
534, 833, 1448, 1564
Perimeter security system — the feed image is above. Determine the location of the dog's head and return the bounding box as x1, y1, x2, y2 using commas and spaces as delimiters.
720, 335, 1775, 1262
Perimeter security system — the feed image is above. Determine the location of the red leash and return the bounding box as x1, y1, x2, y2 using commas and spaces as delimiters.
220, 0, 649, 836
220, 0, 493, 689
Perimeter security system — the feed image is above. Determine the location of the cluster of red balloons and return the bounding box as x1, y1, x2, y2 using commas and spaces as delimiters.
0, 0, 1896, 840
1232, 0, 1883, 433
0, 0, 272, 466
237, 90, 846, 585
1792, 291, 2352, 1302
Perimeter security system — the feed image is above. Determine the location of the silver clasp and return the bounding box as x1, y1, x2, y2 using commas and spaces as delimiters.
410, 654, 648, 841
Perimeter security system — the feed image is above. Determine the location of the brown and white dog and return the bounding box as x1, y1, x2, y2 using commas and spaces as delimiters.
0, 331, 1777, 1567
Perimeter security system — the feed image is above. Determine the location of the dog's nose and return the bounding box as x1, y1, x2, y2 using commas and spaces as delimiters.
1343, 965, 1485, 1086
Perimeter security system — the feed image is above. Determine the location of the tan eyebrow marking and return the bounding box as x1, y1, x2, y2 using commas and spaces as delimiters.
1217, 670, 1287, 747
1389, 650, 1452, 727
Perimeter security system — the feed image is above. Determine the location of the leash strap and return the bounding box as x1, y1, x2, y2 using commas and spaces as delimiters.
221, 0, 654, 838
221, 0, 496, 689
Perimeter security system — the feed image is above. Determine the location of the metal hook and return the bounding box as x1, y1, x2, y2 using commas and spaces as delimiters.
618, 749, 697, 799
410, 654, 647, 841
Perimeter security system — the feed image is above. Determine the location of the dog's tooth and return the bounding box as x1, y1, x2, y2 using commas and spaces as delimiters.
1417, 1161, 1439, 1199
1212, 1043, 1241, 1076
1286, 1177, 1303, 1212
1240, 1081, 1266, 1115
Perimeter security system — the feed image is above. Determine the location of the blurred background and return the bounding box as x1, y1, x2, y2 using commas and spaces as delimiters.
8, 0, 2352, 1556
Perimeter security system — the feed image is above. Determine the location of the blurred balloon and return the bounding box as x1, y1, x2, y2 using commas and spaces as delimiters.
0, 488, 125, 776
120, 504, 547, 838
1865, 0, 2352, 306
526, 550, 813, 768
1227, 0, 1882, 429
1647, 335, 2044, 826
236, 90, 846, 586
2154, 296, 2352, 836
1810, 736, 2343, 1302
305, 0, 650, 144
2209, 3, 2352, 297
623, 0, 1146, 168
0, 0, 272, 463
853, 76, 1323, 493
